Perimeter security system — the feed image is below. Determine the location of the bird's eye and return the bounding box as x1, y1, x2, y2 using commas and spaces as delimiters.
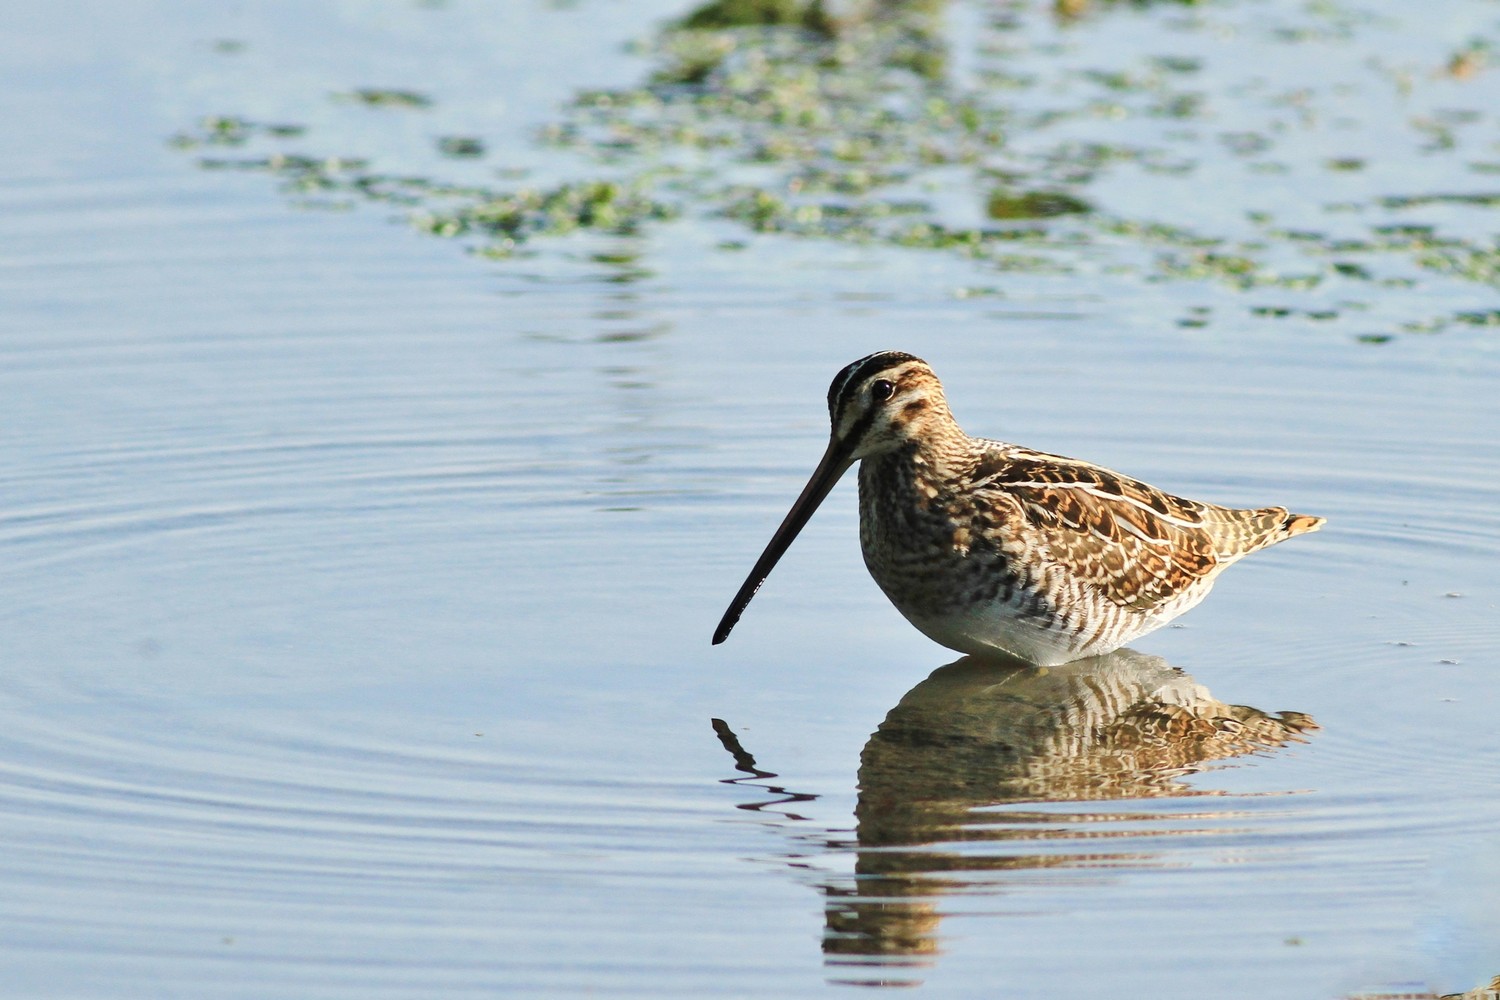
870, 379, 896, 403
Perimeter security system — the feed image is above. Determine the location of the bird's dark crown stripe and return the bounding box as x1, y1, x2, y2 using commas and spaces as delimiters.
827, 350, 923, 421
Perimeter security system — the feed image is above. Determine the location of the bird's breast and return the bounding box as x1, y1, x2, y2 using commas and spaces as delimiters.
857, 460, 1020, 620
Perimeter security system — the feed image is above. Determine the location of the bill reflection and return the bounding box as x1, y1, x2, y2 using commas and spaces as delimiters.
715, 649, 1316, 988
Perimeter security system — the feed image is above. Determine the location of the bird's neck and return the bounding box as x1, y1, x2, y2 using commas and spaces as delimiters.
859, 419, 980, 506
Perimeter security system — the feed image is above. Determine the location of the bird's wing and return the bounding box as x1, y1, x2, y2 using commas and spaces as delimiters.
967, 448, 1221, 613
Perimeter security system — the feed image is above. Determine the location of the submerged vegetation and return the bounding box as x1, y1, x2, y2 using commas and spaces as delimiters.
174, 120, 679, 249
170, 0, 1500, 334
675, 0, 837, 34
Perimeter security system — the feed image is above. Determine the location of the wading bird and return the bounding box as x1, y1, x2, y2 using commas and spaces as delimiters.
713, 351, 1323, 666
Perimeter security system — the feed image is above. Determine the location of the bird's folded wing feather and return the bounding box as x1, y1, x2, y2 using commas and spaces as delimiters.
968, 450, 1220, 613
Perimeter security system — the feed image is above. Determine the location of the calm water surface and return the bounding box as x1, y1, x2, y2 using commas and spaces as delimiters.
3, 2, 1499, 998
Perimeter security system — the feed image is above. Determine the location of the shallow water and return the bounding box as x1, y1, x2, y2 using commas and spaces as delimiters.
3, 1, 1499, 998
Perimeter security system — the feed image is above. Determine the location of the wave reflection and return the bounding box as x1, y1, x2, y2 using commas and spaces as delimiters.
715, 648, 1317, 988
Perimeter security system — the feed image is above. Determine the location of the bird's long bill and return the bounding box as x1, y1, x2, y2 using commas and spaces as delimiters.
712, 435, 856, 645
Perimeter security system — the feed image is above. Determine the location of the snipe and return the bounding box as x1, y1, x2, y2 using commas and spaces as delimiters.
713, 351, 1323, 666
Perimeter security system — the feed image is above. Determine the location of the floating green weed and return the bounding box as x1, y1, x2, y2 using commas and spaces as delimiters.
437, 136, 486, 159
168, 116, 304, 148
170, 117, 674, 249
678, 0, 834, 35
413, 180, 677, 245
1417, 246, 1500, 285
1454, 309, 1500, 326
169, 0, 1500, 319
987, 190, 1091, 219
338, 88, 433, 109
1381, 192, 1500, 209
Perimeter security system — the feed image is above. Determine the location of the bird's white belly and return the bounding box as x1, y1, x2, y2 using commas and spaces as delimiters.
893, 587, 1203, 667
898, 600, 1089, 666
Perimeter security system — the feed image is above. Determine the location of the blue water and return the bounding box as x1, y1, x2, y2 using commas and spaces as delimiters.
3, 2, 1499, 998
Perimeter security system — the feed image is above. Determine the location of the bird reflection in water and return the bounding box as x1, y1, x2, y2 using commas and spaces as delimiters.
713, 649, 1316, 988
